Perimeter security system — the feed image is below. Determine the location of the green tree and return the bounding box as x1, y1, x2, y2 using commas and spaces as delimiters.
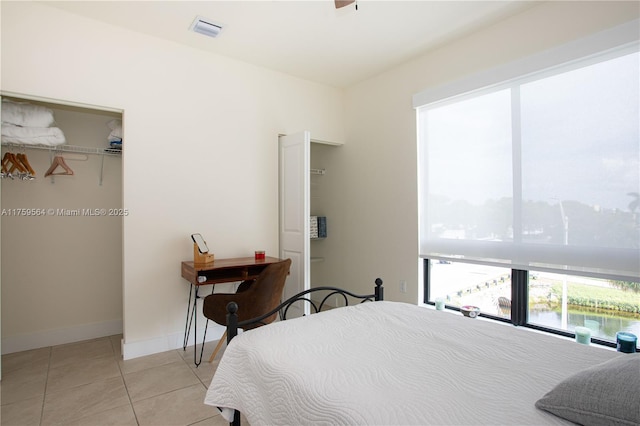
610, 280, 640, 293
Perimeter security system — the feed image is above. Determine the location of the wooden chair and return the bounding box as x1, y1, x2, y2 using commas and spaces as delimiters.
202, 258, 292, 362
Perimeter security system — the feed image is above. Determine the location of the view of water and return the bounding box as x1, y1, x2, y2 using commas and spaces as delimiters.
430, 261, 640, 347
529, 309, 640, 342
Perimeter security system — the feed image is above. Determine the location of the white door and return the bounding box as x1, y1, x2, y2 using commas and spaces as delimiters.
279, 131, 310, 317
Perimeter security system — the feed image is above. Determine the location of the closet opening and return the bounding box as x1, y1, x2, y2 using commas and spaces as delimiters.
1, 94, 124, 355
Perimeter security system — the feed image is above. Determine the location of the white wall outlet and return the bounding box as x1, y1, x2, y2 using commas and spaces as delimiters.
400, 280, 407, 293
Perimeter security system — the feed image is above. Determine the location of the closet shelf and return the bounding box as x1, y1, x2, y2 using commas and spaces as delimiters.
1, 142, 122, 157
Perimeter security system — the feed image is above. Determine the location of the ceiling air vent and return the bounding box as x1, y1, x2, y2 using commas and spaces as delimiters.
190, 16, 223, 38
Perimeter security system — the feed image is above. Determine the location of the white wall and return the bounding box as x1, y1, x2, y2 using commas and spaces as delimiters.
335, 1, 639, 301
1, 1, 345, 358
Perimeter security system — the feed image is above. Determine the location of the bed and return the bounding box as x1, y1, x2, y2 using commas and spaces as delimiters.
204, 281, 639, 426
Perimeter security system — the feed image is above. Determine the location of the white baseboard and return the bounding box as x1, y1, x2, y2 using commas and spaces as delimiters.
1, 319, 123, 355
122, 323, 225, 360
2, 319, 226, 361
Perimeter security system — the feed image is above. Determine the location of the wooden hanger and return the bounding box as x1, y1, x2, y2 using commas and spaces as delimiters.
1, 152, 12, 174
2, 152, 27, 174
9, 153, 27, 174
17, 153, 36, 176
44, 155, 74, 177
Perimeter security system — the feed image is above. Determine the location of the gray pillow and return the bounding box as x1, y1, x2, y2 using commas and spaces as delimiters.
535, 354, 640, 426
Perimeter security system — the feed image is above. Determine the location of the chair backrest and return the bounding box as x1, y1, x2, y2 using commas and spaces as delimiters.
202, 258, 292, 328
239, 258, 292, 326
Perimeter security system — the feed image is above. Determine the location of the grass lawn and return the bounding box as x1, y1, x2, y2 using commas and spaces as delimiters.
548, 281, 640, 314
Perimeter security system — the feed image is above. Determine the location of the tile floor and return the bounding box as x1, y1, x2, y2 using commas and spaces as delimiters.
0, 335, 237, 426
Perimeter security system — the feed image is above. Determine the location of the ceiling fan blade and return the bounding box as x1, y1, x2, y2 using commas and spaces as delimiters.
335, 0, 355, 9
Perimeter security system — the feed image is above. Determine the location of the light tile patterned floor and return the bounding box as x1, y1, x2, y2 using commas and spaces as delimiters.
0, 335, 236, 426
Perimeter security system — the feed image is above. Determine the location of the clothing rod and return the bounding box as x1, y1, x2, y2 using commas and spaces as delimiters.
310, 168, 325, 175
1, 142, 122, 157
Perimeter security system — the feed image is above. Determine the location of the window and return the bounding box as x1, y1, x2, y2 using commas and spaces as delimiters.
528, 271, 640, 342
429, 260, 511, 318
415, 20, 640, 347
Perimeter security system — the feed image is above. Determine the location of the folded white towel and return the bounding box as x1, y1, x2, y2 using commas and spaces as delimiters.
106, 119, 122, 142
1, 123, 66, 146
1, 99, 55, 128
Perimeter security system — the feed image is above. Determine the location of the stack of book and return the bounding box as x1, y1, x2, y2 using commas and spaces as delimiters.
310, 216, 327, 239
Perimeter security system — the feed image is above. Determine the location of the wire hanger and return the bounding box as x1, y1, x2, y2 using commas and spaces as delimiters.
44, 155, 74, 177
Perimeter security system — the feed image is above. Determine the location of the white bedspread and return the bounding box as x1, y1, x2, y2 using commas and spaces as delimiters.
205, 301, 622, 425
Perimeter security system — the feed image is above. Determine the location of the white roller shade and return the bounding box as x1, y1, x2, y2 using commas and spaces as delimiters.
415, 20, 640, 280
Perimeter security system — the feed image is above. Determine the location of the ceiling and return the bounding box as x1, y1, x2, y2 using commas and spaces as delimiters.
46, 1, 537, 88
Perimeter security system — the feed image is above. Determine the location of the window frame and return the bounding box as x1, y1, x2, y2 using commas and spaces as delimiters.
416, 20, 640, 349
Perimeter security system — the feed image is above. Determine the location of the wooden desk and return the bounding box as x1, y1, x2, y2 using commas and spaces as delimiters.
181, 256, 283, 286
181, 256, 283, 366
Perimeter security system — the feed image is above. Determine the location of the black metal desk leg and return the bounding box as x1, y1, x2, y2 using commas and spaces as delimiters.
183, 284, 213, 367
183, 284, 195, 351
